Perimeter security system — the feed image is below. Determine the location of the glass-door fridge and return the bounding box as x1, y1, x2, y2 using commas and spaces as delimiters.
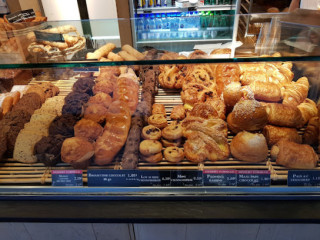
129, 0, 241, 51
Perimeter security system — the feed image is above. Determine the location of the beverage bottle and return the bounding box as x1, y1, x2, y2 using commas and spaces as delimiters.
172, 0, 176, 6
137, 15, 144, 31
162, 13, 169, 29
194, 11, 200, 29
137, 0, 143, 8
155, 14, 162, 29
167, 0, 172, 6
156, 0, 161, 6
161, 0, 167, 7
149, 14, 156, 30
204, 0, 210, 5
179, 12, 185, 29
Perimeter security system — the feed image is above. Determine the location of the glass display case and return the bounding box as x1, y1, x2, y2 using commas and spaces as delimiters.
0, 12, 320, 203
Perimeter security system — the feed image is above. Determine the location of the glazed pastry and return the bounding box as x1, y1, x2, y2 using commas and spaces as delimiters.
164, 147, 184, 163
148, 114, 168, 129
152, 103, 166, 117
170, 105, 186, 120
139, 140, 162, 156
94, 101, 131, 165
297, 98, 318, 125
249, 81, 282, 102
161, 138, 182, 147
162, 122, 183, 140
88, 92, 112, 109
215, 63, 240, 96
271, 139, 318, 169
141, 125, 162, 140
265, 103, 304, 128
140, 152, 163, 163
230, 131, 268, 162
84, 103, 108, 124
74, 118, 103, 142
61, 137, 95, 169
227, 100, 268, 133
282, 77, 309, 106
303, 117, 319, 146
262, 125, 301, 146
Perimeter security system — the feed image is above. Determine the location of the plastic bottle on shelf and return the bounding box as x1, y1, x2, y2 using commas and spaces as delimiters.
137, 0, 143, 8
156, 0, 161, 6
161, 0, 167, 7
149, 14, 156, 30
179, 12, 185, 29
155, 13, 162, 29
194, 11, 200, 29
161, 13, 169, 29
204, 0, 210, 5
137, 15, 144, 31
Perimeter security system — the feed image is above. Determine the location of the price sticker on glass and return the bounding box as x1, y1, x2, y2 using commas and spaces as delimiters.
51, 170, 83, 187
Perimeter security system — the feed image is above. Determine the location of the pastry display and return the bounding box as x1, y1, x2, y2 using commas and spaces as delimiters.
271, 140, 318, 169
61, 137, 95, 169
262, 125, 301, 146
230, 131, 268, 163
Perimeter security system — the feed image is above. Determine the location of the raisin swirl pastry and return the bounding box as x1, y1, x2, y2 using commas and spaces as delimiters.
162, 121, 183, 140
164, 147, 184, 163
148, 114, 168, 129
142, 125, 162, 140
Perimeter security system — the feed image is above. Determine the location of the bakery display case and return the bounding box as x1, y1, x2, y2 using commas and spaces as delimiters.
1, 11, 320, 203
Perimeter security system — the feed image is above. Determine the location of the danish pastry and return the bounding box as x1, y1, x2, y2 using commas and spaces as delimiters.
170, 105, 186, 120
141, 125, 162, 140
140, 152, 163, 163
139, 140, 162, 156
152, 103, 166, 117
162, 122, 183, 140
161, 138, 182, 147
148, 114, 168, 129
164, 147, 184, 163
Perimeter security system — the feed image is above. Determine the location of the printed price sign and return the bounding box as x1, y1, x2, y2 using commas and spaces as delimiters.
51, 170, 83, 187
288, 170, 320, 186
170, 170, 203, 186
87, 170, 139, 187
203, 170, 237, 186
34, 31, 65, 42
237, 170, 270, 186
6, 9, 35, 23
140, 171, 171, 186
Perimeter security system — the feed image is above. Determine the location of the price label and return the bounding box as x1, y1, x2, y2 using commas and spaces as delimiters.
140, 171, 171, 186
34, 31, 65, 43
288, 170, 320, 186
237, 170, 270, 187
87, 170, 139, 187
203, 170, 237, 186
170, 170, 203, 186
6, 9, 35, 23
51, 170, 83, 187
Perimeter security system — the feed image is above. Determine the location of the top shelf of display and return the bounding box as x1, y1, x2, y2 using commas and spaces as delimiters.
0, 12, 319, 69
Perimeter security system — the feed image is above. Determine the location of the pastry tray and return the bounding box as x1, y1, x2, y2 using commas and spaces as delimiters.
1, 76, 319, 186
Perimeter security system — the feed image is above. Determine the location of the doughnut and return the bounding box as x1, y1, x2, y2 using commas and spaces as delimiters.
162, 122, 183, 140
141, 125, 162, 140
148, 114, 168, 129
164, 147, 184, 163
139, 140, 162, 156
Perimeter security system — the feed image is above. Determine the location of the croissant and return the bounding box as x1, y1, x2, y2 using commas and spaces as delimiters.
265, 103, 304, 128
271, 139, 318, 169
297, 98, 318, 125
303, 117, 319, 146
94, 101, 131, 165
282, 77, 309, 106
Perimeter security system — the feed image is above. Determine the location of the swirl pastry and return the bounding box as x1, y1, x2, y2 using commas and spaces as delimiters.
142, 125, 162, 140
162, 121, 183, 140
152, 103, 166, 117
148, 114, 168, 129
139, 140, 162, 156
164, 147, 184, 163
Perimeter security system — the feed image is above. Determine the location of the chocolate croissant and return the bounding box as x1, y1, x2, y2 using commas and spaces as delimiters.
249, 81, 282, 102
303, 117, 319, 146
262, 125, 301, 146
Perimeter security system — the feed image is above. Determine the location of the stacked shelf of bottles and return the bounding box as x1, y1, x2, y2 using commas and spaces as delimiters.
136, 11, 233, 41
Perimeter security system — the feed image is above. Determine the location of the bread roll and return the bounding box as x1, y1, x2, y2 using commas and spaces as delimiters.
271, 139, 318, 169
263, 125, 301, 146
265, 103, 304, 128
227, 100, 268, 133
230, 131, 268, 162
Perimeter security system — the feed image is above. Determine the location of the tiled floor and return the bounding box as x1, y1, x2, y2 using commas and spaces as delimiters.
1, 223, 320, 240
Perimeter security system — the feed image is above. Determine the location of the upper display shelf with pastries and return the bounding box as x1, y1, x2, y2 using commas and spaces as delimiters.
0, 12, 319, 69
